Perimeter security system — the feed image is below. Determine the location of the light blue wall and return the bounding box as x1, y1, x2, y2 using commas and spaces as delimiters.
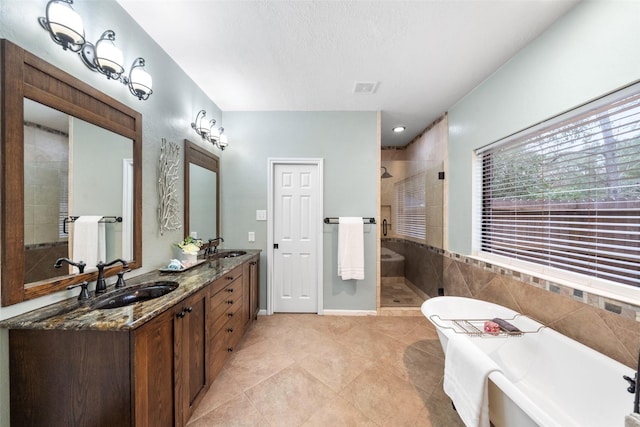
0, 1, 222, 425
448, 0, 640, 254
0, 2, 379, 424
221, 111, 379, 311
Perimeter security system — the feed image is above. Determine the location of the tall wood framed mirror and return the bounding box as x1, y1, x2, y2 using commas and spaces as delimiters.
184, 140, 220, 245
1, 39, 142, 306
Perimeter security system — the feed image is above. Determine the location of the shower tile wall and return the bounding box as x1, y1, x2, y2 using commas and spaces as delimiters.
382, 239, 443, 298
381, 115, 447, 249
23, 123, 69, 246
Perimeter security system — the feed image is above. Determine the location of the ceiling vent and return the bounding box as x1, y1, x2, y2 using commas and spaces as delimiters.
353, 81, 379, 94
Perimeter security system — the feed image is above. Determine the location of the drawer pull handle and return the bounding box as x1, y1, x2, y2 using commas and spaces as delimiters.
186, 307, 193, 313
226, 288, 234, 293
227, 313, 234, 318
226, 276, 234, 281
177, 310, 186, 318
227, 300, 234, 304
227, 347, 234, 352
227, 328, 234, 333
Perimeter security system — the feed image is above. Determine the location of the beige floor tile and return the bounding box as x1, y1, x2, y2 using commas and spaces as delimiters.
245, 364, 337, 426
187, 314, 464, 427
298, 341, 377, 392
333, 324, 406, 362
302, 398, 379, 426
377, 345, 445, 394
186, 393, 270, 427
339, 365, 431, 426
224, 340, 296, 390
188, 369, 243, 423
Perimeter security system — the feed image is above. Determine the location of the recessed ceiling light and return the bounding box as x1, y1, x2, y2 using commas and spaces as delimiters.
392, 126, 406, 133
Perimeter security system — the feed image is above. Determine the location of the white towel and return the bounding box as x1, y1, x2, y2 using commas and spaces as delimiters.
337, 217, 364, 280
71, 216, 106, 273
444, 334, 501, 427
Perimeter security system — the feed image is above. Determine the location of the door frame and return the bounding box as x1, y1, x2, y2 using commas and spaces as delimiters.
267, 158, 324, 315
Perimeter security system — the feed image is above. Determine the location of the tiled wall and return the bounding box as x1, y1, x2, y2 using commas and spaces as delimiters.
23, 122, 68, 246
381, 238, 443, 298
443, 252, 640, 369
381, 115, 447, 248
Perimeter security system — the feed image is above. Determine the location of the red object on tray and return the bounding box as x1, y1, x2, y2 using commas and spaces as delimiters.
484, 320, 500, 335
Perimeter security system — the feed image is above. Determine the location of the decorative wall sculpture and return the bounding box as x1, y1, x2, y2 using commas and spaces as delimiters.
157, 138, 181, 235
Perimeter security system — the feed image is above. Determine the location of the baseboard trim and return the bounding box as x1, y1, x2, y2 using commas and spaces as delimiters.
322, 309, 377, 316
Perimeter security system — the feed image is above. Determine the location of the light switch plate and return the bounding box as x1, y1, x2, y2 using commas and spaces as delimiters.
256, 210, 267, 221
248, 231, 255, 242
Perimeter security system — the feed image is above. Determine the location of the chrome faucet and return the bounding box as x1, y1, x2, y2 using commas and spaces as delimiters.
95, 258, 129, 294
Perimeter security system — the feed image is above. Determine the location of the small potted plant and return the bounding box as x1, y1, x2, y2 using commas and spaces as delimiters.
175, 236, 203, 266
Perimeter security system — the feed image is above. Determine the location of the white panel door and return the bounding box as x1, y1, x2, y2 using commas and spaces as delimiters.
273, 163, 318, 313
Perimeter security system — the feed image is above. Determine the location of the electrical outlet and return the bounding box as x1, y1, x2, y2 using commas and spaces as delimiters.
256, 210, 267, 221
248, 231, 255, 242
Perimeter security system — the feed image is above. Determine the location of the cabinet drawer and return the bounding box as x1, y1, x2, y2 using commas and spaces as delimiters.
210, 279, 243, 314
210, 295, 242, 333
209, 266, 243, 295
208, 312, 243, 381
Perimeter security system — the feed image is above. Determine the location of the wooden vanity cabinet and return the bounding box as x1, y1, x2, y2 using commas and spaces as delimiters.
133, 287, 209, 427
243, 254, 260, 325
9, 286, 209, 427
207, 266, 245, 383
7, 256, 260, 427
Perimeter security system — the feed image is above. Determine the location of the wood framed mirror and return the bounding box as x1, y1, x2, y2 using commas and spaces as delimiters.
1, 39, 142, 306
184, 140, 220, 246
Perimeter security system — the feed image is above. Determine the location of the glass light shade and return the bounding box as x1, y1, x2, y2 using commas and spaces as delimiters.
95, 38, 124, 76
220, 134, 228, 145
47, 1, 85, 48
129, 66, 153, 96
196, 117, 209, 136
210, 126, 220, 139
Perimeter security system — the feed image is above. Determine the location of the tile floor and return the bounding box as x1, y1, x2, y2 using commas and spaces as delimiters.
187, 313, 465, 427
380, 277, 427, 308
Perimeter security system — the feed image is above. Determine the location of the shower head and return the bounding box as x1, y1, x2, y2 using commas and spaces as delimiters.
381, 166, 393, 179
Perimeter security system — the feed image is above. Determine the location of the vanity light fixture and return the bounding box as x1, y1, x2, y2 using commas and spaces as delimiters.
125, 58, 153, 100
80, 30, 124, 79
191, 110, 211, 139
38, 0, 85, 52
191, 110, 229, 150
392, 126, 406, 133
39, 0, 153, 100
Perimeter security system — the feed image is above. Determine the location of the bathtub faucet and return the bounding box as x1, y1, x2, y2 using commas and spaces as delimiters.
623, 348, 640, 413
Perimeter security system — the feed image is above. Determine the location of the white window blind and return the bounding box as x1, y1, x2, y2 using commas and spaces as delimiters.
478, 88, 640, 287
394, 172, 426, 239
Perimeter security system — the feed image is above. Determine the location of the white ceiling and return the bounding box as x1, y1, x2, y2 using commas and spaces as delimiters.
117, 0, 580, 147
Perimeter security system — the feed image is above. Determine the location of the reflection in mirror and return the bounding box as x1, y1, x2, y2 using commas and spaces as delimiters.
184, 140, 220, 245
1, 39, 142, 306
189, 163, 217, 239
23, 99, 134, 283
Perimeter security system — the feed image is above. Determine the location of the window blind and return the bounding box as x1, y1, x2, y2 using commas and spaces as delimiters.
394, 172, 426, 239
478, 89, 640, 287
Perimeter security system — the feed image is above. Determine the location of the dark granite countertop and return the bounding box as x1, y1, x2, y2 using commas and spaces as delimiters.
0, 250, 260, 332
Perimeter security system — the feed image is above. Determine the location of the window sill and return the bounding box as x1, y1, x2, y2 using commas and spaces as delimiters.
470, 252, 640, 311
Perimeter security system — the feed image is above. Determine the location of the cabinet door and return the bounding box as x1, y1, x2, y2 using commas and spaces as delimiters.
250, 256, 260, 320
242, 260, 251, 325
133, 308, 178, 427
177, 289, 209, 426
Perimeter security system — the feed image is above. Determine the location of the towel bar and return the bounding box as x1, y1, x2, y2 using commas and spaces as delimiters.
63, 216, 123, 234
323, 217, 376, 224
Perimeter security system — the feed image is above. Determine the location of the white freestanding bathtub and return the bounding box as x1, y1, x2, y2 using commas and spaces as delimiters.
422, 296, 635, 427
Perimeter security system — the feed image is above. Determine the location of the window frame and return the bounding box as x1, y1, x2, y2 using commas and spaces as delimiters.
473, 82, 640, 304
